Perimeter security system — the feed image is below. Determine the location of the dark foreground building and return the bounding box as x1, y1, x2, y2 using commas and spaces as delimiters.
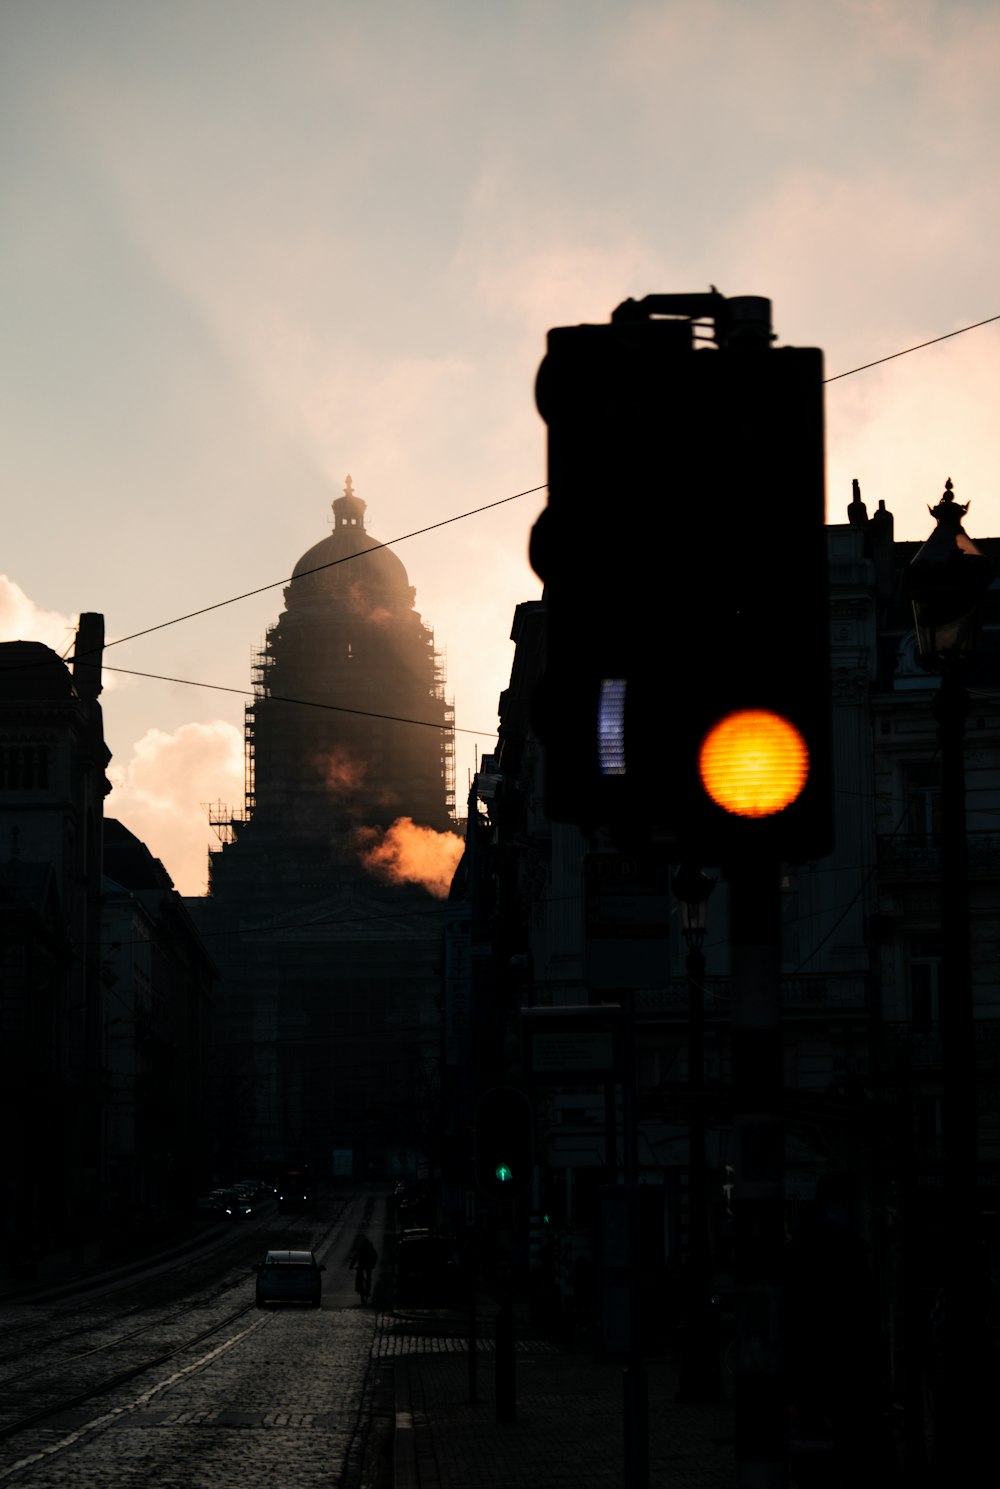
189, 478, 461, 1182
0, 622, 109, 1268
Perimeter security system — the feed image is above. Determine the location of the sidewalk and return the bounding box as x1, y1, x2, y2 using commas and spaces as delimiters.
380, 1300, 734, 1488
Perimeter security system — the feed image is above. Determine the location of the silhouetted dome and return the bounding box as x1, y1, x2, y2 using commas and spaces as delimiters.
0, 642, 76, 700
289, 476, 413, 609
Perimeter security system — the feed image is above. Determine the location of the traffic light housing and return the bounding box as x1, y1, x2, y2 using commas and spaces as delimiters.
530, 291, 833, 865
475, 1086, 534, 1200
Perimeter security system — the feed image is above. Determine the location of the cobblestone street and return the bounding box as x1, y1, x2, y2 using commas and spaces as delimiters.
0, 1190, 389, 1489
1, 1306, 381, 1489
1, 1193, 742, 1489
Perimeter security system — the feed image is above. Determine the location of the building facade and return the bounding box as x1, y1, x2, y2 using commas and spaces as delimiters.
0, 620, 110, 1270
190, 478, 460, 1181
102, 819, 215, 1242
450, 485, 1000, 1413
0, 617, 219, 1277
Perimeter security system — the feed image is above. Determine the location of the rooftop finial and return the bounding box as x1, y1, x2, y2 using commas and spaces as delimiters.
929, 476, 970, 526
344, 474, 355, 499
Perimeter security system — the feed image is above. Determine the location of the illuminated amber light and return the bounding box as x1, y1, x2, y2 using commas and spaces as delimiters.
698, 710, 809, 818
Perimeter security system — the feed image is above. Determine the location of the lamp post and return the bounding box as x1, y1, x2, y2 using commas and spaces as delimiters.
671, 866, 726, 1402
906, 479, 992, 1483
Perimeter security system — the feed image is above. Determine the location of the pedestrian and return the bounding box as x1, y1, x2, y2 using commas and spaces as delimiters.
347, 1233, 378, 1300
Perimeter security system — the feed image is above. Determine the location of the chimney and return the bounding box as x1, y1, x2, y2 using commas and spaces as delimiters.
72, 613, 105, 700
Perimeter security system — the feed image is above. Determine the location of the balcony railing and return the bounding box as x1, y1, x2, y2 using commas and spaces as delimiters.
879, 1018, 1000, 1070
877, 831, 1000, 877
641, 974, 868, 1015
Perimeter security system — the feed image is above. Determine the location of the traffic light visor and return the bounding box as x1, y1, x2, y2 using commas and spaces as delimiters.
698, 709, 809, 818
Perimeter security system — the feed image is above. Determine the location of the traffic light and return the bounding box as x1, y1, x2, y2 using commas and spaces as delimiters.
530, 291, 833, 864
474, 1086, 534, 1200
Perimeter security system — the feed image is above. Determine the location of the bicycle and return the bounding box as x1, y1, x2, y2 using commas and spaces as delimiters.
353, 1265, 371, 1305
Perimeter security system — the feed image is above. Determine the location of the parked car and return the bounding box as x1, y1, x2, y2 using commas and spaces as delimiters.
395, 1228, 462, 1306
193, 1193, 223, 1220
234, 1177, 272, 1200
193, 1189, 241, 1221
393, 1181, 431, 1226
255, 1249, 326, 1307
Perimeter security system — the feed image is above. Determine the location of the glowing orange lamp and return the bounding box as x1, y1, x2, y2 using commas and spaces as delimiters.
698, 709, 809, 818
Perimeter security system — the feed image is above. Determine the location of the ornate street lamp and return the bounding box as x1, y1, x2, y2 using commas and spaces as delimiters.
906, 479, 993, 1483
909, 479, 991, 664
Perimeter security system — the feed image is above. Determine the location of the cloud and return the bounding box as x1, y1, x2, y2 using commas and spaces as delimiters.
107, 720, 244, 896
0, 576, 78, 653
0, 577, 124, 692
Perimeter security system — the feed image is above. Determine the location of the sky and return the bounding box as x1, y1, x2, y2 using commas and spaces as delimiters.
3, 0, 999, 896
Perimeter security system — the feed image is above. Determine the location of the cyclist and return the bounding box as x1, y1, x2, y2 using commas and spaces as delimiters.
347, 1233, 378, 1302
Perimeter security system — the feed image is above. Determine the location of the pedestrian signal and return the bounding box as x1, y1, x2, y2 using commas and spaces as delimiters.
475, 1086, 534, 1200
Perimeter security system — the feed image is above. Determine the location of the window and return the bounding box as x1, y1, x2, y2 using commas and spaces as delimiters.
902, 762, 940, 843
794, 1041, 834, 1089
908, 935, 941, 1032
780, 874, 800, 968
0, 746, 49, 789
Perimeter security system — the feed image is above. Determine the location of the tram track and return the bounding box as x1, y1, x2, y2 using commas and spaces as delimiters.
0, 1188, 355, 1454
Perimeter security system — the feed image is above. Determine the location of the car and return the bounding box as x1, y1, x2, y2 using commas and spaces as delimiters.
255, 1249, 326, 1307
393, 1181, 431, 1226
219, 1187, 255, 1218
193, 1189, 242, 1220
235, 1177, 272, 1200
276, 1172, 312, 1213
395, 1228, 462, 1307
193, 1193, 223, 1220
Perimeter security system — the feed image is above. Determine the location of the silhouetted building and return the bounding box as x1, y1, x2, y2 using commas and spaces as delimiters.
456, 486, 1000, 1409
102, 820, 215, 1240
0, 619, 110, 1271
190, 478, 460, 1180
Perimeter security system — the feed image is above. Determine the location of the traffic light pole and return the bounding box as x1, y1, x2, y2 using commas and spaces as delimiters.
474, 1088, 533, 1424
495, 1202, 516, 1423
729, 861, 786, 1488
621, 983, 649, 1489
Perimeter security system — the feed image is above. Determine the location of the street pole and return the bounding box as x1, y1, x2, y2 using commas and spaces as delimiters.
904, 481, 991, 1483
495, 1200, 516, 1423
621, 982, 649, 1489
930, 662, 980, 1483
673, 877, 726, 1404
730, 861, 786, 1488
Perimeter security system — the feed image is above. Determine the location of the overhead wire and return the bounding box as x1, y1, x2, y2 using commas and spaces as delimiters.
3, 313, 998, 933
822, 313, 1000, 383
5, 310, 996, 681
101, 665, 496, 737
101, 484, 547, 653
91, 310, 1000, 653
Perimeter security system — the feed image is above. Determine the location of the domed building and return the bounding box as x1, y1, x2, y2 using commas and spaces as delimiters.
213, 475, 454, 872
191, 480, 460, 1181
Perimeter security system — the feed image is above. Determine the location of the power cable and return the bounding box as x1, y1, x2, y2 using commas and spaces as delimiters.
2, 313, 996, 681
102, 665, 497, 738
101, 484, 547, 653
79, 310, 1000, 662
823, 313, 1000, 383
